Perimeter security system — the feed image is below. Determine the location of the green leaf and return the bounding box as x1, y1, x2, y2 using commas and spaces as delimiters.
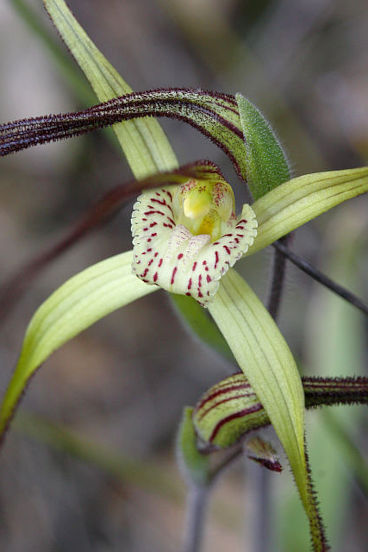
208, 269, 326, 551
43, 0, 177, 178
177, 407, 210, 487
250, 167, 368, 255
236, 93, 290, 199
0, 252, 155, 438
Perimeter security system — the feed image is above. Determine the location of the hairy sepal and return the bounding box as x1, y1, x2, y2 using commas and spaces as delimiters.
236, 94, 290, 199
208, 269, 328, 551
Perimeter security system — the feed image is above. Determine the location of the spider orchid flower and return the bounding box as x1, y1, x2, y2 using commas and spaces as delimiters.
131, 170, 257, 304
1, 1, 368, 551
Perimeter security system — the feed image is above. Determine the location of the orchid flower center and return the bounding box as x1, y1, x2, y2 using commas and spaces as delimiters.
172, 179, 235, 241
131, 178, 257, 305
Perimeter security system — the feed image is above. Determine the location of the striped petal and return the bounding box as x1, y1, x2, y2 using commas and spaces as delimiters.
131, 188, 257, 305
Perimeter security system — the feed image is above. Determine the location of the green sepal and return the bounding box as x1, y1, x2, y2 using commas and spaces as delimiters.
43, 0, 177, 178
0, 252, 155, 438
236, 93, 290, 199
250, 167, 368, 254
208, 269, 327, 551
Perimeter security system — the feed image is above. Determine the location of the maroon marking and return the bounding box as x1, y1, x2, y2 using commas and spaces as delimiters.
150, 222, 158, 227
170, 266, 178, 285
187, 278, 192, 290
158, 258, 163, 267
195, 382, 251, 415
198, 274, 202, 287
142, 268, 149, 278
151, 198, 168, 206
153, 272, 158, 282
198, 290, 203, 298
223, 245, 231, 255
177, 253, 184, 260
143, 227, 148, 231
198, 393, 255, 422
236, 234, 243, 238
222, 233, 232, 237
209, 404, 263, 442
214, 251, 219, 269
202, 260, 207, 265
147, 239, 151, 243
192, 262, 197, 271
234, 237, 239, 244
166, 190, 173, 200
154, 252, 159, 258
167, 217, 176, 225
185, 292, 192, 296
148, 259, 154, 266
147, 248, 152, 252
144, 210, 165, 216
213, 241, 219, 245
206, 274, 212, 283
163, 223, 174, 228
151, 232, 157, 238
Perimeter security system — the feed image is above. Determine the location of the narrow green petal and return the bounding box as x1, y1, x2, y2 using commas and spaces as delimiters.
208, 269, 325, 548
0, 252, 155, 437
43, 0, 177, 178
250, 167, 368, 254
236, 93, 290, 200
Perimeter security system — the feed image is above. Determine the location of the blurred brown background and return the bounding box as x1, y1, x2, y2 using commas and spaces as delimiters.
0, 0, 367, 551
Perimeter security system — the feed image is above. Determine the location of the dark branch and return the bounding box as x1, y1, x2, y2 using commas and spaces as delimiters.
273, 240, 368, 317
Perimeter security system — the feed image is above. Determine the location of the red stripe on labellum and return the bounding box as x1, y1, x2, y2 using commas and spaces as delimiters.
214, 251, 219, 268
144, 210, 165, 216
171, 266, 178, 285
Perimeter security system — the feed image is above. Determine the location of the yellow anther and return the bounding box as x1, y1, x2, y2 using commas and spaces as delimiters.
183, 189, 212, 219
173, 178, 235, 241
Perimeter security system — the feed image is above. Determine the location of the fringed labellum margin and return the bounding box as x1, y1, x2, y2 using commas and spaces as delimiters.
131, 178, 257, 305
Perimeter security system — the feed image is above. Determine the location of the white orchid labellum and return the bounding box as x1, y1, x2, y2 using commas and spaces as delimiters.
131, 176, 257, 304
